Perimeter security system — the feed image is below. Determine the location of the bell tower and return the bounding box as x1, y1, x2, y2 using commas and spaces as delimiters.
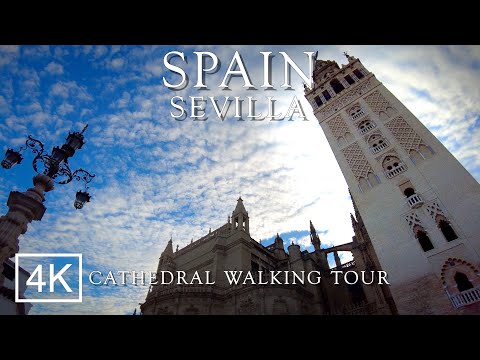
304, 52, 480, 314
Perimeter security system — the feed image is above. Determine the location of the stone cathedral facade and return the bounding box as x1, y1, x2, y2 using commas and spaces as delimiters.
304, 53, 480, 314
140, 197, 396, 315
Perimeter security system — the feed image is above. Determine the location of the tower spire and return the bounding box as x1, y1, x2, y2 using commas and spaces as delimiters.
155, 237, 176, 276
349, 190, 364, 227
162, 238, 174, 257
273, 233, 287, 259
350, 213, 357, 227
233, 196, 247, 215
309, 220, 321, 251
231, 197, 249, 234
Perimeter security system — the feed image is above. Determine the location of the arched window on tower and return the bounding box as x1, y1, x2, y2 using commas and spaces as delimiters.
314, 95, 323, 107
358, 173, 380, 192
358, 119, 376, 135
403, 187, 424, 209
382, 156, 407, 179
349, 104, 366, 121
353, 69, 364, 79
454, 272, 474, 292
415, 229, 434, 252
368, 134, 389, 154
344, 74, 355, 85
438, 218, 458, 242
322, 90, 332, 101
330, 78, 345, 94
410, 145, 434, 165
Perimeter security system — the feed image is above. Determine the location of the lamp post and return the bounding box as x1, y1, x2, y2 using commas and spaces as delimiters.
0, 125, 95, 279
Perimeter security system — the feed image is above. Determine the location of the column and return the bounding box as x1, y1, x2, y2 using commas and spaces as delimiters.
327, 86, 336, 98
334, 251, 342, 267
0, 175, 53, 281
340, 78, 350, 88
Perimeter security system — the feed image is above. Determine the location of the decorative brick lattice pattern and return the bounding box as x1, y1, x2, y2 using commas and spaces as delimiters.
426, 201, 445, 221
405, 212, 422, 231
341, 142, 374, 179
364, 90, 391, 115
318, 78, 374, 121
385, 116, 425, 152
326, 115, 349, 138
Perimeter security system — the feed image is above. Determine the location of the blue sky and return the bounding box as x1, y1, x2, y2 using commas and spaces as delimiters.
0, 45, 479, 314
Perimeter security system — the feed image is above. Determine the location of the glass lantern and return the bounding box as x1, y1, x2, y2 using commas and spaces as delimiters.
74, 190, 91, 209
1, 149, 23, 169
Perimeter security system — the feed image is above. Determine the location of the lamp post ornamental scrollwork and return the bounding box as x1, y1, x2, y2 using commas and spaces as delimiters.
0, 125, 95, 280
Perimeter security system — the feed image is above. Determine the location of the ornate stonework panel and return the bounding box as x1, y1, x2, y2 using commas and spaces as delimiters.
405, 211, 422, 231
426, 201, 445, 221
441, 258, 479, 286
326, 115, 349, 138
364, 90, 391, 115
364, 129, 383, 143
385, 116, 425, 152
341, 142, 374, 179
318, 77, 374, 121
347, 103, 361, 116
375, 149, 400, 163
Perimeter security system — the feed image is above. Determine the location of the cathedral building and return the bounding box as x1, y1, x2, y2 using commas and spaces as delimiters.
141, 197, 396, 315
304, 53, 480, 314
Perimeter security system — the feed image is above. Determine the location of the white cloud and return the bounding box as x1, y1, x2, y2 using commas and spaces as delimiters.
94, 45, 108, 59
83, 45, 93, 55
50, 80, 93, 101
16, 101, 42, 113
44, 61, 64, 75
0, 45, 19, 54
22, 46, 50, 58
0, 95, 9, 114
57, 102, 74, 115
53, 46, 69, 58
144, 60, 162, 76
0, 45, 20, 67
110, 58, 125, 70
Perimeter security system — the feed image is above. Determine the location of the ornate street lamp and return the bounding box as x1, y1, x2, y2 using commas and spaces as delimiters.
1, 148, 23, 169
0, 125, 95, 279
74, 190, 91, 210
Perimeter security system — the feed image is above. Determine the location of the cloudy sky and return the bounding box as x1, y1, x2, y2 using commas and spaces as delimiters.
0, 45, 479, 314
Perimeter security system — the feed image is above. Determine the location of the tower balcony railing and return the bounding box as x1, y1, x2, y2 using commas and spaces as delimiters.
370, 142, 389, 154
384, 163, 407, 179
407, 194, 424, 209
449, 286, 480, 308
359, 122, 376, 135
351, 109, 367, 121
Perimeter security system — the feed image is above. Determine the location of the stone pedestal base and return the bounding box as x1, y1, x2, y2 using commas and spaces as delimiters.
0, 175, 53, 283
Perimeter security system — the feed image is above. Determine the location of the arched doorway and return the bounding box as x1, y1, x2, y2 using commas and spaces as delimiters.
454, 272, 473, 292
